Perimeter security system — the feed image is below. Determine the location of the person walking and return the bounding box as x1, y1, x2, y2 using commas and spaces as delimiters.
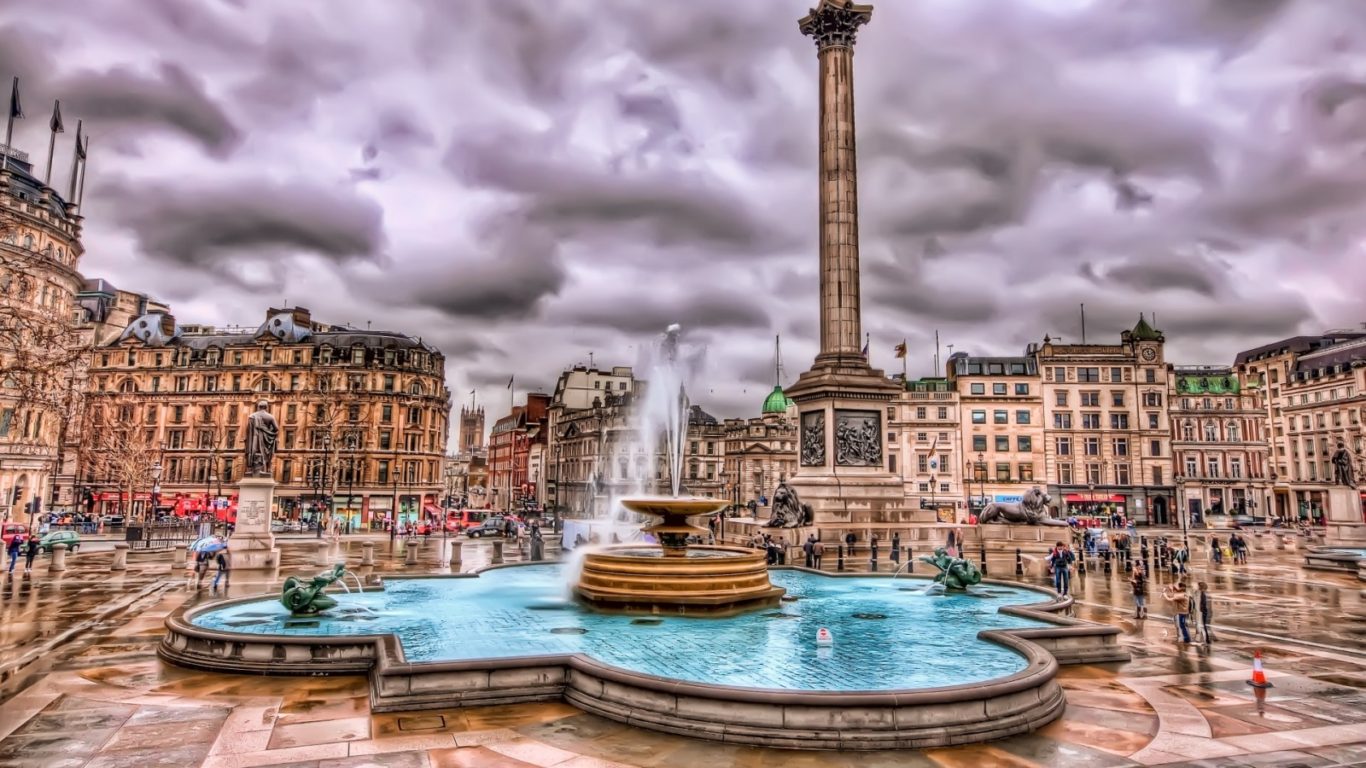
1194, 581, 1215, 642
812, 539, 824, 570
1162, 581, 1192, 643
1188, 579, 1205, 642
6, 535, 23, 575
24, 535, 39, 574
1130, 562, 1148, 618
1047, 541, 1075, 596
1210, 536, 1223, 565
803, 535, 816, 569
211, 546, 232, 591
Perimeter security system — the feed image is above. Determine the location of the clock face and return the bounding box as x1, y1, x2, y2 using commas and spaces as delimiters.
1141, 348, 1157, 361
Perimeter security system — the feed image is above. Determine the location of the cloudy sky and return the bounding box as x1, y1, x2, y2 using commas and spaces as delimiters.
3, 0, 1364, 422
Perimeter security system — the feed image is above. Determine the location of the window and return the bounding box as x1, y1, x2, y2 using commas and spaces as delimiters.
918, 455, 929, 472
1080, 391, 1099, 407
172, 405, 185, 424
970, 383, 985, 395
284, 430, 295, 449
378, 461, 390, 484
1110, 367, 1123, 383
1151, 467, 1163, 486
1111, 391, 1125, 407
993, 410, 1008, 424
1083, 437, 1100, 456
1228, 422, 1240, 441
1149, 440, 1162, 456
1087, 463, 1102, 484
382, 405, 393, 423
1019, 463, 1034, 482
205, 375, 218, 393
1018, 436, 1032, 452
971, 410, 986, 424
915, 407, 926, 419
992, 383, 1007, 395
995, 435, 1009, 452
0, 409, 11, 437
937, 407, 948, 419
1059, 464, 1074, 484
285, 404, 297, 422
1014, 383, 1029, 395
290, 374, 300, 391
940, 482, 951, 493
1055, 391, 1068, 406
918, 483, 930, 493
352, 347, 365, 364
1056, 437, 1071, 456
1230, 457, 1243, 478
1114, 438, 1129, 456
1082, 413, 1101, 429
972, 435, 987, 451
383, 375, 395, 392
1015, 410, 1031, 424
916, 432, 928, 442
1207, 457, 1220, 477
280, 459, 291, 483
1148, 413, 1159, 429
1115, 463, 1131, 485
1054, 412, 1073, 429
1110, 413, 1129, 429
1204, 423, 1217, 442
995, 463, 1011, 481
888, 454, 897, 473
175, 376, 189, 392
262, 347, 273, 364
1078, 367, 1099, 382
379, 430, 392, 450
1145, 369, 1156, 383
167, 430, 185, 449
1144, 392, 1162, 407
1185, 457, 1198, 477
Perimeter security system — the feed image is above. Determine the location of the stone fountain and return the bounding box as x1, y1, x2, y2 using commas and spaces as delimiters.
573, 496, 784, 615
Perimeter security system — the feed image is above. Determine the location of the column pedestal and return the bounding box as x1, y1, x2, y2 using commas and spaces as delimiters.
232, 477, 280, 571
1324, 486, 1366, 546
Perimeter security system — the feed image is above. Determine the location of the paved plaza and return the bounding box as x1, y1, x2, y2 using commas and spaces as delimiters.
0, 537, 1359, 767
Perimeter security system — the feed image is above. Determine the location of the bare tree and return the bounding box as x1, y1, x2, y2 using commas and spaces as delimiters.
82, 391, 160, 521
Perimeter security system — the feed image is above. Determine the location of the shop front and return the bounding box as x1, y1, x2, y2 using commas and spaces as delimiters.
1061, 492, 1128, 523
332, 495, 365, 531
369, 497, 393, 531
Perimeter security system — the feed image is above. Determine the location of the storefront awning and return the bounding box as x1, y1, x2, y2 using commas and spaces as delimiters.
1064, 493, 1126, 503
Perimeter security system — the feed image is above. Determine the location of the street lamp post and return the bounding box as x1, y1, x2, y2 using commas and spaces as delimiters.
976, 451, 986, 515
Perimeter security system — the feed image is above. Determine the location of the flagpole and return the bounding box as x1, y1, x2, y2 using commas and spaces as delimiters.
43, 100, 61, 185
76, 135, 88, 206
67, 120, 82, 201
2, 77, 17, 174
902, 340, 908, 380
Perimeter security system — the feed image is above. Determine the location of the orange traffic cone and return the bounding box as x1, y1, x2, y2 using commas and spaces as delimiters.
1247, 649, 1273, 689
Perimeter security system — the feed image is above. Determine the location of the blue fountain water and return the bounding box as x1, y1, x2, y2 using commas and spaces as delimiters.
192, 565, 1050, 691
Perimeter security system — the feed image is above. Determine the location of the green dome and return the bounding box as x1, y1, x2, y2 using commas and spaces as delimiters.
762, 385, 794, 414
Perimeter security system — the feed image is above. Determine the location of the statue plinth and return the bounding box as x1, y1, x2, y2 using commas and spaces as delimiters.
1324, 486, 1366, 546
232, 476, 280, 570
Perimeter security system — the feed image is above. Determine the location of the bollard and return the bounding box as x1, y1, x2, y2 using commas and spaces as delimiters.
405, 543, 418, 566
315, 540, 331, 567
890, 545, 901, 565
1124, 547, 1132, 573
361, 541, 375, 566
50, 543, 68, 572
1140, 536, 1149, 565
869, 553, 878, 573
491, 539, 505, 564
111, 542, 129, 571
173, 544, 188, 572
837, 545, 845, 572
449, 540, 463, 571
1078, 545, 1087, 575
1103, 549, 1112, 575
979, 543, 988, 577
906, 545, 914, 573
1015, 548, 1023, 576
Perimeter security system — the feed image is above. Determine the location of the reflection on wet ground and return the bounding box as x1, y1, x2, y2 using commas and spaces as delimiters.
0, 532, 1361, 767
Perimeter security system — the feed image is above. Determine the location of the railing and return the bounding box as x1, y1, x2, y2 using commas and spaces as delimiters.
124, 520, 210, 549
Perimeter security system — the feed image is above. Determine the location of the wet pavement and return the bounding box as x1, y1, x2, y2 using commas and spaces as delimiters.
0, 535, 1362, 767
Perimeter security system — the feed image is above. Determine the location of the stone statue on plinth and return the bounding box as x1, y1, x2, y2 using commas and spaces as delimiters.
245, 400, 279, 477
978, 487, 1068, 526
765, 482, 814, 529
1331, 441, 1356, 488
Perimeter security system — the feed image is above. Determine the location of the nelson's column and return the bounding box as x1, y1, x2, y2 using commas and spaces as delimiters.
786, 1, 912, 534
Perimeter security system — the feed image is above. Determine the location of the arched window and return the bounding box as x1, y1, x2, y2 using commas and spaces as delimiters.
1182, 421, 1195, 441
22, 234, 33, 250
1226, 421, 1240, 442
408, 380, 425, 396
257, 376, 276, 392
1204, 422, 1218, 442
119, 378, 138, 393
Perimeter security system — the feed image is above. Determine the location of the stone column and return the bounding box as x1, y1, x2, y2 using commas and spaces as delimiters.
448, 540, 463, 572
800, 0, 873, 364
50, 543, 68, 572
111, 543, 129, 571
491, 539, 504, 565
404, 543, 418, 566
361, 541, 375, 566
173, 543, 187, 571
315, 540, 331, 567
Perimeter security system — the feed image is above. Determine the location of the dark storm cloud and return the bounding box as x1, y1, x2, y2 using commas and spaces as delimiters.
104, 177, 384, 268
58, 63, 241, 156
865, 254, 1000, 324
1090, 255, 1221, 298
556, 291, 769, 335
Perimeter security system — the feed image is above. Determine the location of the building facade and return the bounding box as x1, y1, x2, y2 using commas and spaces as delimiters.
890, 378, 962, 519
721, 385, 798, 516
949, 354, 1044, 515
1169, 367, 1272, 524
487, 393, 550, 514
1035, 318, 1175, 525
458, 405, 485, 453
78, 306, 451, 528
0, 147, 86, 523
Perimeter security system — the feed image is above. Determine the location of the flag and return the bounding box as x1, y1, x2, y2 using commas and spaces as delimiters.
76, 129, 87, 160
49, 100, 62, 133
861, 335, 869, 358
8, 77, 21, 120
894, 340, 908, 359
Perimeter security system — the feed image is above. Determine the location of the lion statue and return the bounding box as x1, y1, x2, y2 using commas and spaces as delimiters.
765, 482, 814, 529
978, 486, 1067, 526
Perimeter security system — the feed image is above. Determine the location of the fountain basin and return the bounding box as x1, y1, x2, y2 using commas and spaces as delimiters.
574, 544, 784, 616
163, 564, 1129, 750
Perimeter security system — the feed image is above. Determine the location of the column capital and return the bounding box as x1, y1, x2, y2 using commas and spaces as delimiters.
798, 0, 873, 49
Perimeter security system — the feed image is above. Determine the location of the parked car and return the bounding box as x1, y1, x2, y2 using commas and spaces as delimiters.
38, 530, 80, 553
465, 520, 506, 539
1, 523, 28, 547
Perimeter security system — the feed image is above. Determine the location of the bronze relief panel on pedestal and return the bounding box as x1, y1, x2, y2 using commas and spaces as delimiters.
800, 411, 826, 467
835, 409, 882, 467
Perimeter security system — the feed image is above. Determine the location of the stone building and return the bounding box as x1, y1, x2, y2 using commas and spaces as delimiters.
487, 393, 550, 514
949, 354, 1044, 516
458, 405, 485, 453
890, 378, 962, 519
544, 365, 638, 517
1169, 367, 1272, 524
683, 405, 725, 500
1236, 330, 1366, 522
0, 145, 86, 522
721, 385, 798, 515
78, 305, 451, 528
1035, 318, 1175, 525
443, 449, 489, 510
